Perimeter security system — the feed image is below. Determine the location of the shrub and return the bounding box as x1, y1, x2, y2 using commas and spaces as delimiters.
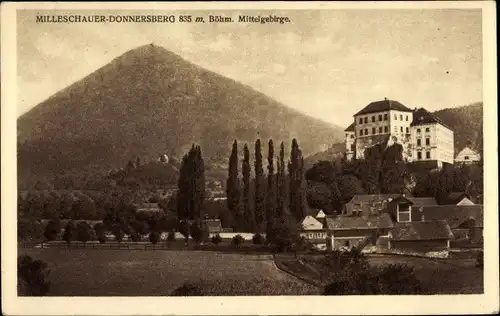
190, 220, 209, 244
211, 234, 222, 245
44, 219, 61, 242
252, 233, 265, 245
476, 250, 484, 269
167, 230, 176, 242
232, 234, 244, 246
178, 221, 190, 244
76, 221, 94, 244
62, 221, 76, 244
129, 230, 141, 242
94, 222, 106, 243
149, 231, 160, 244
18, 255, 50, 296
170, 282, 204, 296
112, 224, 124, 243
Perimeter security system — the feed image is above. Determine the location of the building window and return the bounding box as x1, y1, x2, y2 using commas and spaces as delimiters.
384, 126, 388, 133
384, 113, 388, 120
398, 210, 411, 222
379, 126, 383, 133
364, 117, 368, 124
417, 139, 421, 146
378, 115, 382, 121
394, 126, 397, 132
359, 118, 363, 124
359, 129, 363, 136
399, 115, 402, 120
425, 127, 430, 132
365, 128, 368, 135
400, 126, 403, 132
417, 128, 421, 133
417, 151, 422, 160
372, 116, 375, 122
351, 134, 355, 139
425, 138, 430, 146
394, 114, 397, 120
406, 115, 409, 121
406, 127, 409, 134
426, 151, 431, 159
372, 127, 376, 134
464, 156, 470, 160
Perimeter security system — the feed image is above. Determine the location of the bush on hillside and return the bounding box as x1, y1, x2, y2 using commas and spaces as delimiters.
112, 224, 124, 243
252, 233, 265, 245
170, 282, 204, 296
167, 230, 176, 242
190, 220, 209, 244
94, 222, 106, 243
211, 234, 222, 245
149, 231, 160, 244
62, 221, 76, 244
43, 219, 61, 242
76, 221, 95, 244
232, 234, 244, 247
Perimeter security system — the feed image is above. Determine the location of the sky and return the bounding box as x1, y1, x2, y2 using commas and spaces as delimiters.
17, 9, 482, 127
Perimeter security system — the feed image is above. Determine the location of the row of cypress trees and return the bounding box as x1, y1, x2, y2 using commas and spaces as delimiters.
227, 138, 307, 233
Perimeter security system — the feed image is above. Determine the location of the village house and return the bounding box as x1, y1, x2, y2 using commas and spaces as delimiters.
134, 202, 163, 213
324, 213, 394, 250
388, 220, 454, 252
455, 146, 481, 164
299, 214, 329, 250
344, 99, 454, 168
343, 194, 401, 216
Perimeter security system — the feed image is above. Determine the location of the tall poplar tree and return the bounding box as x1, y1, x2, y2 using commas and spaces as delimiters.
176, 145, 206, 221
226, 141, 241, 229
266, 139, 276, 230
242, 144, 253, 231
288, 139, 305, 220
254, 139, 265, 230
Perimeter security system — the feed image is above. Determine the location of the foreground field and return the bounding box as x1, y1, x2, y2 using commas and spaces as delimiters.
19, 248, 320, 296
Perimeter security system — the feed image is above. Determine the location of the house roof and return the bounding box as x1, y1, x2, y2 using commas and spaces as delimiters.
391, 220, 454, 241
324, 213, 394, 230
410, 107, 452, 130
344, 123, 355, 132
445, 192, 471, 204
354, 99, 413, 116
348, 194, 403, 205
417, 205, 483, 228
389, 195, 438, 207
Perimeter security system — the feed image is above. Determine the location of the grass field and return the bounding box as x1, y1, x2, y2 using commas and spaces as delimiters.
19, 248, 321, 296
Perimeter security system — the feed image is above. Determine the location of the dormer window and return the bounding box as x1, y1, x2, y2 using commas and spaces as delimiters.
397, 203, 412, 222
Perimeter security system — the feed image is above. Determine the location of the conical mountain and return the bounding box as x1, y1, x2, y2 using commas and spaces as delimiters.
18, 44, 343, 187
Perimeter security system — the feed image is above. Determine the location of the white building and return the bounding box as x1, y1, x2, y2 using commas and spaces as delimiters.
455, 147, 481, 164
344, 99, 454, 168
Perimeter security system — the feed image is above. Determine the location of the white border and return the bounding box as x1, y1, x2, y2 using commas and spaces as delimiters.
2, 1, 498, 315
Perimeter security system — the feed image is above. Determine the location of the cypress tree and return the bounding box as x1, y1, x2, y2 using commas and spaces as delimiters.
242, 144, 253, 231
176, 145, 206, 221
226, 140, 241, 229
288, 139, 305, 220
266, 139, 276, 229
254, 139, 265, 230
276, 142, 286, 218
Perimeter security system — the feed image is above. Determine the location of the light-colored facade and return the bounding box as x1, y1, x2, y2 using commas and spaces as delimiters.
455, 147, 481, 164
411, 123, 454, 165
344, 100, 454, 167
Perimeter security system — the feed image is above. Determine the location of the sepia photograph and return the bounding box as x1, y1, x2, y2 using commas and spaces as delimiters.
1, 1, 498, 315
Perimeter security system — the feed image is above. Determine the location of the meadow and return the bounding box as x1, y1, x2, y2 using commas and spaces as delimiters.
19, 248, 321, 296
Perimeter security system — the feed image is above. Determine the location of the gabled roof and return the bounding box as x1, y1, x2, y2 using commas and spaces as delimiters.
344, 123, 355, 132
443, 192, 472, 205
389, 195, 438, 207
301, 215, 324, 230
324, 213, 394, 230
354, 99, 413, 116
410, 107, 451, 130
391, 220, 453, 241
347, 194, 402, 205
417, 205, 483, 228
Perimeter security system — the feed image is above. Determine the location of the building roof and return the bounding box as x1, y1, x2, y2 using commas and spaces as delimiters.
344, 122, 355, 132
417, 205, 483, 228
348, 194, 403, 205
301, 215, 324, 230
443, 192, 472, 205
135, 203, 162, 212
354, 99, 413, 116
389, 195, 437, 207
391, 220, 454, 241
410, 107, 452, 130
324, 213, 394, 230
